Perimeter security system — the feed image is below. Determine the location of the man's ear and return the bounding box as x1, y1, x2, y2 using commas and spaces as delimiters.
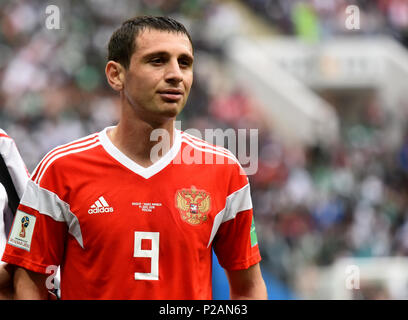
105, 61, 125, 91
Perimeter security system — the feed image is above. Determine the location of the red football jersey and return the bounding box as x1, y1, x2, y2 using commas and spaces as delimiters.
2, 127, 261, 299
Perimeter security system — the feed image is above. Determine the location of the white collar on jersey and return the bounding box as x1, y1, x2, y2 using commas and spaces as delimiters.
99, 126, 182, 179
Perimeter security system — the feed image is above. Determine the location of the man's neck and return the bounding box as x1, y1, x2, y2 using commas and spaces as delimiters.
107, 117, 176, 168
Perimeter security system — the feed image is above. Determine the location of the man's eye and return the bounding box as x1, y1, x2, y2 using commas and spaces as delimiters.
179, 60, 192, 68
150, 58, 163, 64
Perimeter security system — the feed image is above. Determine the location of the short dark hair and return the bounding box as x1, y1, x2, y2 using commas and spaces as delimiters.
108, 16, 193, 69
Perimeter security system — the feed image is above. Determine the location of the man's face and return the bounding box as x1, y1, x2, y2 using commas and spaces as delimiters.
122, 29, 194, 122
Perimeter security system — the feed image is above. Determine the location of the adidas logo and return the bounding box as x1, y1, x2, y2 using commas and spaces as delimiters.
88, 196, 114, 214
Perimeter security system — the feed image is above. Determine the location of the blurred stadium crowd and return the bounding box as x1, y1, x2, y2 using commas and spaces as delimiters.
245, 0, 408, 44
1, 0, 408, 298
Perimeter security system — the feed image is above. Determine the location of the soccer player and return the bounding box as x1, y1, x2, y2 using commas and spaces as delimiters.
0, 129, 29, 299
2, 16, 267, 299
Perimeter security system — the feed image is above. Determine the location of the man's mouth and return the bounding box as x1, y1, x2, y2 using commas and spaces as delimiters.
158, 89, 183, 102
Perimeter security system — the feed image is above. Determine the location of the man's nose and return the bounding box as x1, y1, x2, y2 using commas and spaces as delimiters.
164, 60, 183, 83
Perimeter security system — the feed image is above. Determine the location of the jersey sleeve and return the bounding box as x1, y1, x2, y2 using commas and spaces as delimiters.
0, 129, 30, 264
0, 129, 30, 197
212, 163, 261, 271
1, 161, 69, 275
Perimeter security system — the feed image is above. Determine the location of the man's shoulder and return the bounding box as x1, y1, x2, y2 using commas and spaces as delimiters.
0, 129, 20, 159
44, 132, 101, 161
179, 130, 241, 166
0, 128, 9, 139
0, 129, 14, 146
31, 132, 102, 184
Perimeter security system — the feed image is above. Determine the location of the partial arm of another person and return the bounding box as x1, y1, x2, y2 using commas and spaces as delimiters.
0, 264, 14, 299
0, 130, 30, 299
13, 267, 49, 300
225, 263, 267, 300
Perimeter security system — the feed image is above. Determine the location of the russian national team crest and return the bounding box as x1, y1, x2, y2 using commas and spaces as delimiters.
175, 186, 211, 225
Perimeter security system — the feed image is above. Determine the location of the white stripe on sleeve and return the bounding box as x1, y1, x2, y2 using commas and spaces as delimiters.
207, 183, 253, 248
21, 180, 84, 248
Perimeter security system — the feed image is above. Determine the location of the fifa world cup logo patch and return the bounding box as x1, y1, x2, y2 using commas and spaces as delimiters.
19, 216, 30, 238
175, 186, 211, 226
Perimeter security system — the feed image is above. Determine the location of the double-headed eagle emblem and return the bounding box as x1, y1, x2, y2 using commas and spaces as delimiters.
175, 186, 211, 225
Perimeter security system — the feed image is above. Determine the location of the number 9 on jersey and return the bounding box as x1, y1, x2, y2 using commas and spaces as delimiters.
133, 231, 160, 280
